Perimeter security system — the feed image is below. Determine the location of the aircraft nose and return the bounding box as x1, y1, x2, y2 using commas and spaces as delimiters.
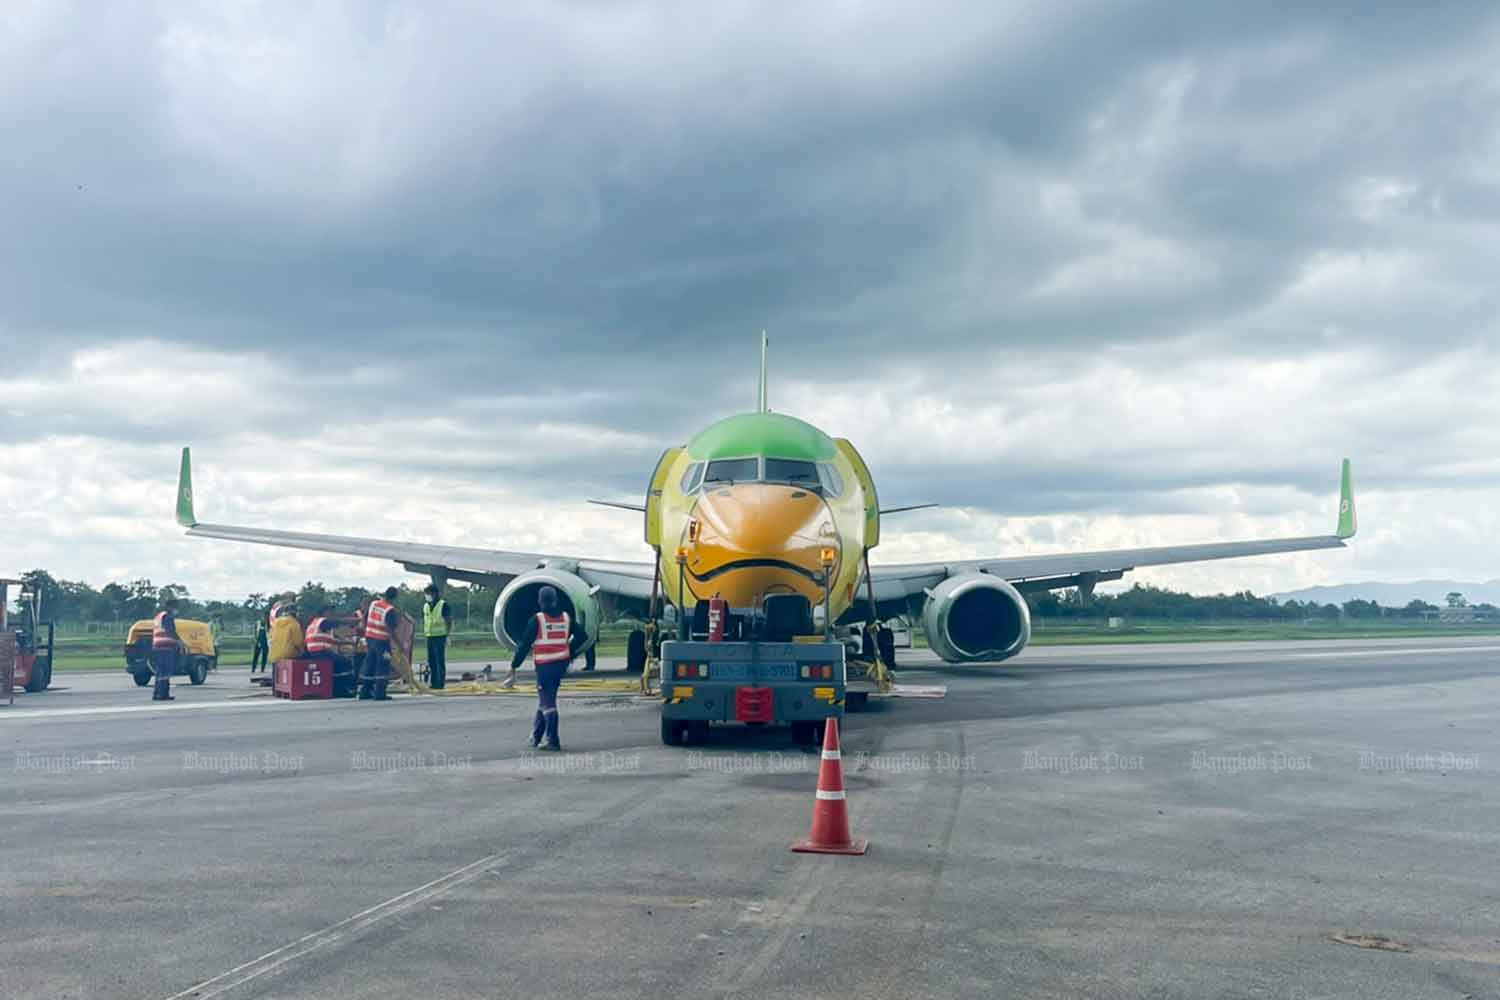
688, 484, 834, 580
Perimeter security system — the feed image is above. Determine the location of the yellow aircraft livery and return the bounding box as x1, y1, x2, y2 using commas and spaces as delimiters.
650, 412, 871, 615
174, 340, 1356, 666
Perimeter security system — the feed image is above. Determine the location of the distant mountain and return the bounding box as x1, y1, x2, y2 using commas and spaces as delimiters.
1272, 580, 1500, 608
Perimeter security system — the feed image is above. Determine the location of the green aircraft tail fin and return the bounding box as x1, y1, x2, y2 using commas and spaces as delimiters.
176, 447, 197, 527
1336, 458, 1356, 539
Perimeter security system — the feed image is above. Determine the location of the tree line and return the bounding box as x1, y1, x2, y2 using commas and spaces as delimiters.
10, 569, 1493, 629
1024, 584, 1494, 621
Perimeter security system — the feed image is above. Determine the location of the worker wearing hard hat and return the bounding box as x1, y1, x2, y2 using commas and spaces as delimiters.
150, 596, 183, 702
422, 583, 453, 690
359, 587, 401, 701
506, 586, 586, 751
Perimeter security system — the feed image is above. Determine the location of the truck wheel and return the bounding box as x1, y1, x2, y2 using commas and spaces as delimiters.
877, 627, 896, 669
189, 659, 209, 685
661, 718, 685, 746
791, 721, 817, 746
132, 671, 152, 687
846, 692, 869, 712
627, 629, 648, 673
689, 721, 711, 744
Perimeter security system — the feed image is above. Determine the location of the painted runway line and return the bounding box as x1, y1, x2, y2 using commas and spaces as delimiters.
161, 852, 511, 1000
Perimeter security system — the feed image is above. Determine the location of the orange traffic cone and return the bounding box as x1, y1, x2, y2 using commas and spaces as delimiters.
790, 717, 869, 855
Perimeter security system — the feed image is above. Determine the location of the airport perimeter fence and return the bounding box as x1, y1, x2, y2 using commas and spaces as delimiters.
34, 614, 1500, 649
44, 620, 652, 646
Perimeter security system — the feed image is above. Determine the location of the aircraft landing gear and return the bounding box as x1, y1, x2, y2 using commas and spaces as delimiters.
627, 628, 648, 673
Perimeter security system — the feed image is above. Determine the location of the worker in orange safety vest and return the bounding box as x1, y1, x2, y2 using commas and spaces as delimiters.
150, 597, 183, 702
506, 586, 586, 751
359, 587, 400, 701
305, 606, 358, 698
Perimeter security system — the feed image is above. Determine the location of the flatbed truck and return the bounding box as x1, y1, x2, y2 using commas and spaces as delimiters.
659, 636, 869, 746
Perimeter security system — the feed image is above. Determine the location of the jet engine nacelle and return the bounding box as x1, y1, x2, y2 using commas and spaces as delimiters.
493, 569, 600, 654
921, 573, 1031, 663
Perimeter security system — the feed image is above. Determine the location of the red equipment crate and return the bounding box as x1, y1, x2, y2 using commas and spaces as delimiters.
274, 659, 332, 700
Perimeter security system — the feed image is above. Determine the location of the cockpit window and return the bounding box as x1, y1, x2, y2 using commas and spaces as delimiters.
680, 462, 704, 493
764, 458, 820, 488
703, 458, 759, 486
817, 463, 844, 497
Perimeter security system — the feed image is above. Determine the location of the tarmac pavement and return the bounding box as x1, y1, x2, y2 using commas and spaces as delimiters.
3, 637, 1499, 999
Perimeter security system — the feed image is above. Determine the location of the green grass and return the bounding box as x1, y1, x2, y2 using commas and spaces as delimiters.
44, 620, 1500, 671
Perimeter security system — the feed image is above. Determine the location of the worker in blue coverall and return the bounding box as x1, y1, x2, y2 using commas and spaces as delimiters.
506, 586, 586, 751
250, 618, 269, 673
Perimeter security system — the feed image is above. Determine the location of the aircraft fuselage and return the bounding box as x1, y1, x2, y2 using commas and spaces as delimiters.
651, 412, 874, 620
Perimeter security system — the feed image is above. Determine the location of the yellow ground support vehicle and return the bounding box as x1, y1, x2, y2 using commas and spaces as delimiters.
124, 618, 219, 686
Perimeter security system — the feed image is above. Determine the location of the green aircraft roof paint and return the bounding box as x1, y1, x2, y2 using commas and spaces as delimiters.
686, 412, 838, 462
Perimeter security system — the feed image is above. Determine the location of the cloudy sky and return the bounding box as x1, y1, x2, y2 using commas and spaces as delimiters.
3, 1, 1498, 603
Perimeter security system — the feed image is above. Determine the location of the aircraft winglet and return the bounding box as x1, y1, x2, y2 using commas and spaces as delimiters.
1336, 458, 1356, 539
176, 447, 197, 527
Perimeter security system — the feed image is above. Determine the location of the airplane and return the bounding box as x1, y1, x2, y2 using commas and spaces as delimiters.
173, 336, 1356, 669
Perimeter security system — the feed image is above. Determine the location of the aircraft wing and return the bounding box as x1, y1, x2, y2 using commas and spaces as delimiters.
867, 460, 1357, 605
173, 449, 657, 601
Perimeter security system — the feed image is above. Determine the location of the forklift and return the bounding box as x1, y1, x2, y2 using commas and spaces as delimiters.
0, 578, 54, 701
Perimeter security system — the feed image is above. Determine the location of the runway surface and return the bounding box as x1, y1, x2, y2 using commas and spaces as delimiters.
4, 637, 1498, 999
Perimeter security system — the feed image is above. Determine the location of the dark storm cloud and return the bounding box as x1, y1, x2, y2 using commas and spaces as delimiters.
3, 0, 1499, 523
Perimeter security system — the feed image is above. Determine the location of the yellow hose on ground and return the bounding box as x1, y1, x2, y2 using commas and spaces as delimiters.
406, 674, 643, 697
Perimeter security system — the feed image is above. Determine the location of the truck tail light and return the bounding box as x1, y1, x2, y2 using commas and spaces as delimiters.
675, 663, 708, 679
